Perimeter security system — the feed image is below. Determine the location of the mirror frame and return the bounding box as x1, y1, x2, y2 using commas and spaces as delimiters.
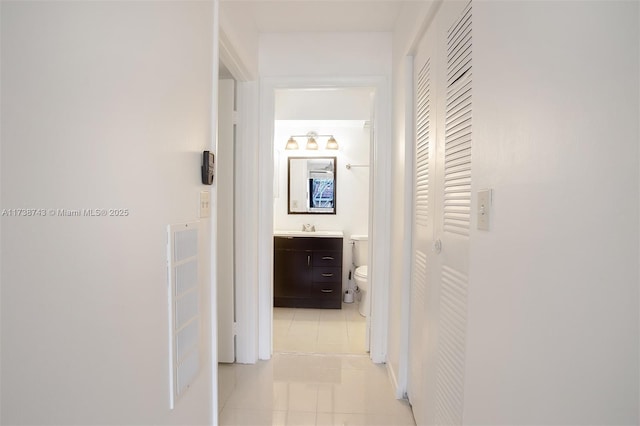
287, 156, 337, 215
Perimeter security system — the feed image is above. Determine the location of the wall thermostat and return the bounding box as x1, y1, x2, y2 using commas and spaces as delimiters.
201, 151, 214, 185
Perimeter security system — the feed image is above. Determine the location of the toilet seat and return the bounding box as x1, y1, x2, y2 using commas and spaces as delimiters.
355, 265, 367, 279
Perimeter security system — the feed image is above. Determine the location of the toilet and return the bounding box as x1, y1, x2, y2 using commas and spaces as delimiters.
351, 235, 369, 317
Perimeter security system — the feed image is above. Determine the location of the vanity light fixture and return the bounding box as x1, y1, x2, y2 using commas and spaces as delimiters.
325, 136, 339, 150
284, 132, 339, 151
285, 137, 299, 150
306, 136, 319, 150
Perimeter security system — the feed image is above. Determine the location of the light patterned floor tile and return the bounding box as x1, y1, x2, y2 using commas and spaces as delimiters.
293, 308, 322, 321
272, 382, 319, 412
316, 411, 417, 426
218, 353, 415, 426
274, 304, 366, 354
316, 412, 367, 426
274, 308, 295, 320
315, 342, 351, 354
219, 407, 279, 426
218, 363, 236, 409
272, 410, 317, 426
219, 301, 415, 426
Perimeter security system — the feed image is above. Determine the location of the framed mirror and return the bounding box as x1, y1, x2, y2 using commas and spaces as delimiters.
288, 157, 336, 214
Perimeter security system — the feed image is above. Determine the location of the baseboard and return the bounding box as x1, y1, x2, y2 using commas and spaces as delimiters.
386, 361, 406, 400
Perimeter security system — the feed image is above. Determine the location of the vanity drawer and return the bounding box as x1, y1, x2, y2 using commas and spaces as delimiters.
274, 236, 342, 251
312, 267, 341, 283
311, 281, 341, 296
313, 251, 341, 267
274, 236, 313, 251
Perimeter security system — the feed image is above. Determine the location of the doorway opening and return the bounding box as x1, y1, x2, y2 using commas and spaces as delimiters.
256, 76, 391, 365
272, 87, 374, 355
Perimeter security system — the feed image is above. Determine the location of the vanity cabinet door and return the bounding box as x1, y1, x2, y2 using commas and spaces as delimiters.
274, 249, 311, 303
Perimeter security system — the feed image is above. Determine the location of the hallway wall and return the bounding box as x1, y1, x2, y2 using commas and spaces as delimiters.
220, 2, 259, 79
1, 2, 215, 424
389, 0, 639, 423
465, 1, 639, 423
259, 32, 392, 78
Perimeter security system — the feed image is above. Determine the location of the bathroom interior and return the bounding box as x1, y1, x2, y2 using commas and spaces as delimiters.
272, 87, 374, 355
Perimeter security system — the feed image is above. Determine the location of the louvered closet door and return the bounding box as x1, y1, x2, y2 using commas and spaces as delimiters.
408, 29, 436, 426
408, 2, 472, 425
432, 2, 472, 425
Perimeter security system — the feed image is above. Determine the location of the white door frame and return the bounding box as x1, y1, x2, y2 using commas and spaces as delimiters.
257, 76, 392, 363
233, 80, 260, 365
210, 0, 219, 423
217, 24, 260, 365
217, 78, 236, 363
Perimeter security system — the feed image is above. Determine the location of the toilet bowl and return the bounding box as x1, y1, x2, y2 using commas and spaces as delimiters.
354, 265, 369, 317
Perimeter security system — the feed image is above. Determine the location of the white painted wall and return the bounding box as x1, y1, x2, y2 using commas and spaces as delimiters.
274, 122, 371, 289
260, 32, 392, 77
275, 89, 373, 121
463, 1, 639, 424
219, 3, 259, 79
1, 2, 215, 424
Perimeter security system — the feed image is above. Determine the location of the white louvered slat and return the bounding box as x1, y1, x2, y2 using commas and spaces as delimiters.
443, 1, 472, 237
434, 265, 469, 426
446, 6, 473, 86
415, 59, 431, 226
410, 249, 428, 384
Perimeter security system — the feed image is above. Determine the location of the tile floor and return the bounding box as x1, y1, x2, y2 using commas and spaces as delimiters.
218, 303, 416, 425
273, 303, 367, 355
218, 353, 416, 425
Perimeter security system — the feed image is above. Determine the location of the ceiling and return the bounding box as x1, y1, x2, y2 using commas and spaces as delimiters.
220, 0, 420, 33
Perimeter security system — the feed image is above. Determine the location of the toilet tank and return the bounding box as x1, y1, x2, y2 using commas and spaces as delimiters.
351, 235, 368, 266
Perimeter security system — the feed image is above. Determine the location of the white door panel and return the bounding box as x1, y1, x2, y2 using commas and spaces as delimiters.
408, 2, 472, 425
408, 20, 437, 426
433, 4, 472, 424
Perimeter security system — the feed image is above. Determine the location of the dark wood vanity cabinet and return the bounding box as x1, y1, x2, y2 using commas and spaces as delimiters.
274, 236, 343, 309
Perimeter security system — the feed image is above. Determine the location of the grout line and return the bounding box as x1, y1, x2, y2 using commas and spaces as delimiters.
273, 351, 370, 359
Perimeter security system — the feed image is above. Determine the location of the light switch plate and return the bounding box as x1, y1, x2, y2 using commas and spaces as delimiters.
199, 191, 210, 218
477, 189, 492, 231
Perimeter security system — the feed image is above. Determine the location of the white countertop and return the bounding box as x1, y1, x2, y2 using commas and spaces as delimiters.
274, 230, 344, 238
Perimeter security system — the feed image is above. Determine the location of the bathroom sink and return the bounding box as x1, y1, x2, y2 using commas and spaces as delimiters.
274, 230, 344, 238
